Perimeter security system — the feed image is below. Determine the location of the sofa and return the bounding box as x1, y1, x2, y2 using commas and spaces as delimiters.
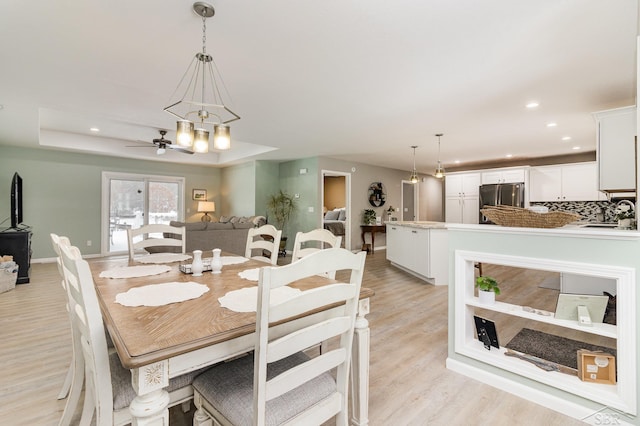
167, 216, 266, 256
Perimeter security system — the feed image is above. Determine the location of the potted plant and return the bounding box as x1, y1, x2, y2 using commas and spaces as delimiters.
266, 190, 298, 252
475, 276, 500, 304
363, 209, 376, 225
615, 201, 634, 229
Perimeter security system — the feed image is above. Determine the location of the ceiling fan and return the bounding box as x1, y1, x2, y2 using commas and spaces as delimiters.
128, 130, 194, 155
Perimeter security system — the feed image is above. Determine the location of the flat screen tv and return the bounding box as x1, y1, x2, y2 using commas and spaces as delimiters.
10, 172, 23, 229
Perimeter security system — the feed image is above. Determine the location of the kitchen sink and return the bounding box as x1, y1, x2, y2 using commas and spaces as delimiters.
581, 223, 618, 228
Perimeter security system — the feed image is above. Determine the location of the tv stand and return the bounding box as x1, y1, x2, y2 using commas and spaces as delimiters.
0, 227, 32, 284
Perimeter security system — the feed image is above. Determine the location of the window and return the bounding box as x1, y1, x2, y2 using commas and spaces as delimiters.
101, 172, 185, 254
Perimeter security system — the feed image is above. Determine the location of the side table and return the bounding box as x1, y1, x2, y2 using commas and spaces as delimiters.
360, 225, 386, 254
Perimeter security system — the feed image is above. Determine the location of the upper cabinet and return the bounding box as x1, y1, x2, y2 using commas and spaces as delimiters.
593, 106, 636, 193
445, 172, 481, 224
529, 162, 605, 202
445, 172, 481, 198
481, 167, 527, 185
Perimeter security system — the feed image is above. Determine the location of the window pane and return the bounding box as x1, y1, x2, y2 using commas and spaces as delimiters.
109, 179, 144, 252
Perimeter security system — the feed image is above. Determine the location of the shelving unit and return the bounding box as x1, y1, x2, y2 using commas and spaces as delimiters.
465, 298, 618, 339
451, 248, 636, 416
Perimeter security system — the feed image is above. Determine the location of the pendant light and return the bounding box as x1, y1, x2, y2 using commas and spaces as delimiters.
164, 2, 240, 153
409, 146, 419, 184
434, 133, 445, 179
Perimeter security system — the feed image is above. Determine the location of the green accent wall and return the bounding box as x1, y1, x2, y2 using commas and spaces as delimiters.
0, 146, 220, 259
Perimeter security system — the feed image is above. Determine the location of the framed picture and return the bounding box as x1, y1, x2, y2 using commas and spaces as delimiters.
192, 189, 207, 201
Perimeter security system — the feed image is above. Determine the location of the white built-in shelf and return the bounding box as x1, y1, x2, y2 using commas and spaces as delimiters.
459, 339, 621, 409
466, 298, 618, 339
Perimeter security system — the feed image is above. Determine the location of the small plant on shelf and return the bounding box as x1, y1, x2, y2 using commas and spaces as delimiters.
475, 276, 500, 294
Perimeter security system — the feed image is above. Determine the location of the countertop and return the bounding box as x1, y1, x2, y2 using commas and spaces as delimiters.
446, 222, 640, 240
386, 221, 447, 229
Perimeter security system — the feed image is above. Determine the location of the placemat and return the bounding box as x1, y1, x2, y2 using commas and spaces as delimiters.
134, 253, 192, 264
115, 282, 209, 307
505, 328, 616, 370
218, 286, 302, 313
100, 264, 172, 279
238, 267, 260, 281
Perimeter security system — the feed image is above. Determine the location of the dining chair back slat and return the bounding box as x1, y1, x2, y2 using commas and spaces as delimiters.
192, 248, 366, 426
127, 224, 185, 261
244, 224, 282, 265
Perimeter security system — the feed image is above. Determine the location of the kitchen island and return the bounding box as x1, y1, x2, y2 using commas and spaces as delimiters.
446, 223, 639, 423
385, 221, 448, 285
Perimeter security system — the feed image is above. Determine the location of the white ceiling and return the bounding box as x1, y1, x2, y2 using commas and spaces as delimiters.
0, 0, 637, 173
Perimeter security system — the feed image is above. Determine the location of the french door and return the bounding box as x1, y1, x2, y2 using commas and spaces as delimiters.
101, 172, 185, 254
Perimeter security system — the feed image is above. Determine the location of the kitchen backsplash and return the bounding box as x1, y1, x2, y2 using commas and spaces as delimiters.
529, 201, 618, 222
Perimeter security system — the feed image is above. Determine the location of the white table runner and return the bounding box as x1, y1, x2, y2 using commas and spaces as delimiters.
115, 282, 209, 307
220, 256, 250, 265
218, 286, 302, 313
100, 264, 172, 279
134, 253, 192, 264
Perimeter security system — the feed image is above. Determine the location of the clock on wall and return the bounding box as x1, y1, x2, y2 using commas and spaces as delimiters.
368, 182, 386, 207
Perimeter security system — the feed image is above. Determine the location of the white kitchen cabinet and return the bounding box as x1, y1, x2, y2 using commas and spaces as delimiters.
386, 223, 448, 285
594, 106, 636, 193
529, 162, 604, 202
481, 167, 527, 185
445, 172, 480, 224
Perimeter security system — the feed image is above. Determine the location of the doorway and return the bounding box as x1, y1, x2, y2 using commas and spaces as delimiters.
402, 180, 419, 221
321, 170, 351, 250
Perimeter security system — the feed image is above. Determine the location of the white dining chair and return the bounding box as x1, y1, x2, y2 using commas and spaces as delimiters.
51, 233, 84, 426
57, 243, 200, 426
244, 224, 282, 265
192, 247, 367, 426
291, 228, 343, 279
126, 223, 186, 261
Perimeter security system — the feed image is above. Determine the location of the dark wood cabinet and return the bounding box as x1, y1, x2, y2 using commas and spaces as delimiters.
0, 228, 32, 284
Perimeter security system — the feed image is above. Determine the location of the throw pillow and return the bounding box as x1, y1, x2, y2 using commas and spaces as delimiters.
324, 210, 340, 220
219, 216, 231, 223
338, 209, 346, 221
229, 216, 240, 223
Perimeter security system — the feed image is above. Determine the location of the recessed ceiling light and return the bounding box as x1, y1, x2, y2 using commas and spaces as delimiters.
505, 154, 513, 158
561, 136, 571, 141
454, 160, 461, 164
526, 102, 539, 109
90, 127, 100, 132
572, 146, 580, 150
546, 122, 557, 128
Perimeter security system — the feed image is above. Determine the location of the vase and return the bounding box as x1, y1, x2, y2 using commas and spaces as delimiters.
191, 250, 204, 277
211, 248, 222, 274
478, 289, 495, 305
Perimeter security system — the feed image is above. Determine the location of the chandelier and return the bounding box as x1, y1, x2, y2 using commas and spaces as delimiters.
409, 145, 419, 184
434, 133, 445, 179
163, 2, 240, 153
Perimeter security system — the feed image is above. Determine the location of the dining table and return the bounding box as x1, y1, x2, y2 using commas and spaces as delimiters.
89, 252, 374, 426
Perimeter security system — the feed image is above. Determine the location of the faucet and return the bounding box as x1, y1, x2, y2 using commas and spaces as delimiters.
616, 199, 635, 211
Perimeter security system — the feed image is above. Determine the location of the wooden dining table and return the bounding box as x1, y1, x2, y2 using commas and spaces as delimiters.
89, 253, 374, 426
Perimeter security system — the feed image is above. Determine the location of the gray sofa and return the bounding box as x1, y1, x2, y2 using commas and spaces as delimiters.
167, 216, 266, 256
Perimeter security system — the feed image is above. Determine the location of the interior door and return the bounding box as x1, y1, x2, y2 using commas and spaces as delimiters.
402, 181, 417, 221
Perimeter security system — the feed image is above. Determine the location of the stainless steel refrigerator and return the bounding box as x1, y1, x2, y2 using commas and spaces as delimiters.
479, 182, 525, 224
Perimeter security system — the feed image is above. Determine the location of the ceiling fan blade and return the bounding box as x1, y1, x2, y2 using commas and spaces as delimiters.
168, 145, 195, 155
126, 145, 154, 148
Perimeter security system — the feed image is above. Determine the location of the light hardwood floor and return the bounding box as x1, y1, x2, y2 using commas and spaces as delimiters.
0, 252, 585, 425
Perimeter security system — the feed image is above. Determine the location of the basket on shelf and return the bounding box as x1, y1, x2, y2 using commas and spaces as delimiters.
480, 205, 581, 229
